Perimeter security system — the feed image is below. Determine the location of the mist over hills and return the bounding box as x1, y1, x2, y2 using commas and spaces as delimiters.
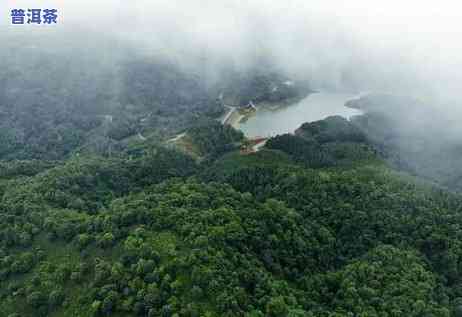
3, 2, 462, 317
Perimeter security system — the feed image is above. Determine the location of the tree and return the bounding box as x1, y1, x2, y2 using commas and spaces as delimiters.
49, 289, 64, 308
266, 296, 289, 317
27, 291, 46, 308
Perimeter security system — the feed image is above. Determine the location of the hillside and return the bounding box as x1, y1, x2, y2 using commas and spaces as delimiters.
348, 94, 462, 191
2, 115, 462, 316
0, 37, 314, 163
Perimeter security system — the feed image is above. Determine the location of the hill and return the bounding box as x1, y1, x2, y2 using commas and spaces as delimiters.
1, 115, 462, 316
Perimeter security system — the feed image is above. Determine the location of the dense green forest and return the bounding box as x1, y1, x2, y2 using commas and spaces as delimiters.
3, 105, 462, 316
3, 34, 462, 316
265, 116, 375, 168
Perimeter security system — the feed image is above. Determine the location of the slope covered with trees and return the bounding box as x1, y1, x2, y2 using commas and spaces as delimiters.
348, 94, 462, 191
1, 111, 462, 316
0, 34, 311, 162
265, 116, 376, 168
2, 33, 462, 315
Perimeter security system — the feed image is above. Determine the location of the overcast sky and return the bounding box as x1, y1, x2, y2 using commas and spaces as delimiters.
3, 0, 462, 100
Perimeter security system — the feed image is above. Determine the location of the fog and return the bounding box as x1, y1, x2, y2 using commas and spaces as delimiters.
3, 0, 462, 101
3, 1, 462, 187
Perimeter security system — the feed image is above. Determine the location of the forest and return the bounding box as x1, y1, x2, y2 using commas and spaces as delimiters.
2, 100, 462, 316
3, 34, 462, 316
348, 94, 462, 191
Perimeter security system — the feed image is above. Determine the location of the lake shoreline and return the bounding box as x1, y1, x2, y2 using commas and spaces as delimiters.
231, 91, 317, 127
235, 92, 364, 138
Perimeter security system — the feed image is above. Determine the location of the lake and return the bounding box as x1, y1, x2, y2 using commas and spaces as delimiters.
235, 92, 363, 138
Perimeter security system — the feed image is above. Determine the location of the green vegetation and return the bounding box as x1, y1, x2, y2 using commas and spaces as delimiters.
266, 116, 376, 168
186, 120, 245, 159
0, 37, 310, 162
218, 63, 313, 107
0, 39, 223, 161
3, 39, 462, 316
349, 94, 462, 191
2, 110, 462, 316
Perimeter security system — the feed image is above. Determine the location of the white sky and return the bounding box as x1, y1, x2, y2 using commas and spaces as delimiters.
2, 0, 462, 99
3, 0, 461, 59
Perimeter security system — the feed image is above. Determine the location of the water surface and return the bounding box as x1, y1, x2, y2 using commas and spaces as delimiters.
236, 92, 363, 138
